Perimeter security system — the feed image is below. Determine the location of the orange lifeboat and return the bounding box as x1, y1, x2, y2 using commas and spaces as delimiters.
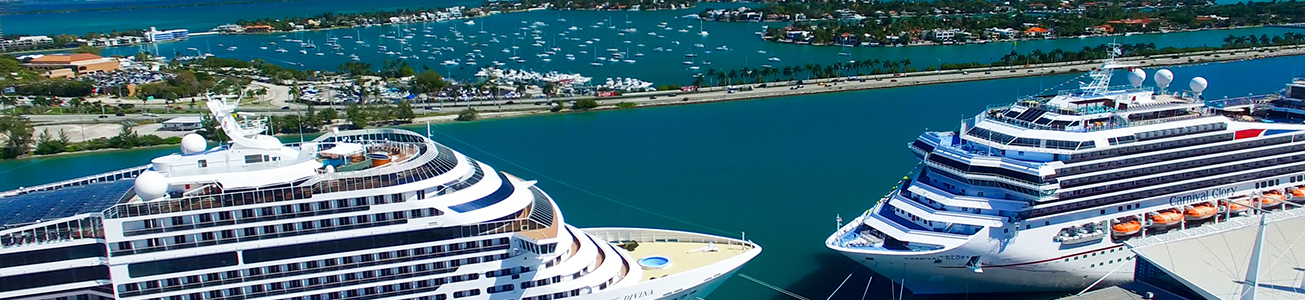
1111, 220, 1141, 237
1289, 187, 1305, 202
1255, 191, 1284, 209
1149, 209, 1184, 227
1222, 197, 1251, 214
1184, 203, 1217, 221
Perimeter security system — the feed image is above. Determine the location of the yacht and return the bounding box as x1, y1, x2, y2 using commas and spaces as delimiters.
827, 46, 1298, 294
0, 96, 761, 300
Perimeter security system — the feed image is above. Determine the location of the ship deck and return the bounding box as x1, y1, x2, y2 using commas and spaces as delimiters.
624, 241, 751, 282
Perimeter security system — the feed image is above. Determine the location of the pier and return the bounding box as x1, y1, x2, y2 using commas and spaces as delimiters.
1123, 204, 1305, 299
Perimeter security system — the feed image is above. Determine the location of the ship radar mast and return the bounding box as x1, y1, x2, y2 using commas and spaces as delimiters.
205, 94, 283, 150
1078, 43, 1131, 96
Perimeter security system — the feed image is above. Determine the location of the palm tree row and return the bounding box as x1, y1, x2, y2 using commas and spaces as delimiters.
693, 59, 914, 86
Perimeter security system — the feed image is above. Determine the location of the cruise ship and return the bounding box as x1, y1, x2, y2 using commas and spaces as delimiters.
0, 96, 759, 300
827, 49, 1302, 294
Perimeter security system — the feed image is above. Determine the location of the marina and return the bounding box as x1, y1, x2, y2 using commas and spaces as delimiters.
4, 54, 1305, 299
94, 4, 1305, 85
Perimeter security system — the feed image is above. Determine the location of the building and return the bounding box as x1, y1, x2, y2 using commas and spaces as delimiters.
22, 53, 121, 78
243, 25, 273, 33
2, 35, 55, 50
160, 116, 203, 131
986, 27, 1019, 39
146, 27, 189, 42
927, 28, 968, 42
1023, 27, 1051, 37
215, 24, 244, 33
83, 36, 146, 47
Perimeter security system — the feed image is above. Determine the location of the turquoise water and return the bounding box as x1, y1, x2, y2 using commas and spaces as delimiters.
98, 4, 1302, 86
3, 55, 1301, 299
2, 0, 481, 36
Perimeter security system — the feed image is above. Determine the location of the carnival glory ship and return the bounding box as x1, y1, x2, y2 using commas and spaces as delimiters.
0, 96, 759, 300
828, 48, 1305, 294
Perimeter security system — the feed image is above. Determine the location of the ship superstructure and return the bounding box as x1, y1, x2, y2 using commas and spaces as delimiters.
828, 49, 1301, 294
0, 96, 759, 300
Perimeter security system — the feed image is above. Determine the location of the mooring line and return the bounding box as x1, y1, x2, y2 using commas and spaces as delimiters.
826, 268, 857, 300
738, 273, 811, 300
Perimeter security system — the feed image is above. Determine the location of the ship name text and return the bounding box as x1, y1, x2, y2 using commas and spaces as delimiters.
1169, 187, 1236, 206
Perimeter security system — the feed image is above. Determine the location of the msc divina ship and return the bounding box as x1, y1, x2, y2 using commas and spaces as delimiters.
0, 96, 759, 300
828, 48, 1305, 294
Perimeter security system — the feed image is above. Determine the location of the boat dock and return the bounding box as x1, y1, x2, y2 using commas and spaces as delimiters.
1122, 205, 1305, 299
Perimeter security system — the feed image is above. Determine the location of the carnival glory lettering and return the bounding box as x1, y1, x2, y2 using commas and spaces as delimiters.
1169, 187, 1236, 206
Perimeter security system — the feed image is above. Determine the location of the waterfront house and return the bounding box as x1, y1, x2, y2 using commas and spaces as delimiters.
1023, 27, 1051, 37
22, 54, 121, 78
985, 27, 1018, 39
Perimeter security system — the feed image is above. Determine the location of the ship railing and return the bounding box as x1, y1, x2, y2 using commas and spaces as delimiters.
1126, 112, 1213, 127
923, 159, 1044, 191
1055, 85, 1152, 98
0, 165, 150, 198
1, 215, 106, 249
103, 181, 315, 219
116, 243, 512, 298
583, 228, 757, 250
1205, 94, 1279, 109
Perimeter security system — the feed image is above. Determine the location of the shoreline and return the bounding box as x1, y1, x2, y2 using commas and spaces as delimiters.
419, 44, 1305, 123
7, 44, 1301, 161
757, 25, 1271, 49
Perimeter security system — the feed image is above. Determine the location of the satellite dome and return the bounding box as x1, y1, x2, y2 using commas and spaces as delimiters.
1190, 77, 1208, 94
1128, 68, 1146, 87
180, 134, 207, 154
134, 171, 168, 200
1155, 69, 1174, 90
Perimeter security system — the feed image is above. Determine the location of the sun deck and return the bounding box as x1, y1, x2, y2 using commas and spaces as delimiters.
626, 241, 751, 282
582, 228, 758, 283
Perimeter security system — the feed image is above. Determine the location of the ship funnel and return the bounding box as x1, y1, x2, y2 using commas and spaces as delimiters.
1155, 69, 1173, 93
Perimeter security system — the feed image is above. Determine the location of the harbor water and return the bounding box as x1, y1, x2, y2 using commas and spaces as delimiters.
4, 55, 1302, 299
95, 5, 1302, 87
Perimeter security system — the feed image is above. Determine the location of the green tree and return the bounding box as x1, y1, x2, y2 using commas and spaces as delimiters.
0, 116, 33, 158
395, 101, 415, 122
33, 129, 70, 155
456, 108, 478, 121
410, 70, 447, 93
572, 98, 599, 110
346, 105, 368, 128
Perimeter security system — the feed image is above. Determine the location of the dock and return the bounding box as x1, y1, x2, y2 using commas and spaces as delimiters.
1124, 206, 1305, 299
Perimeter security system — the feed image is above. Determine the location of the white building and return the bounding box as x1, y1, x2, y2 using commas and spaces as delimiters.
161, 116, 203, 131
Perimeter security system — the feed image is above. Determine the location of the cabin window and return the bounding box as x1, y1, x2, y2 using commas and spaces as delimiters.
198, 160, 207, 168
245, 155, 263, 163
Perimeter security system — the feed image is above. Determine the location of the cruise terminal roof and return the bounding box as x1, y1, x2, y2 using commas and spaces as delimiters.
1127, 208, 1305, 299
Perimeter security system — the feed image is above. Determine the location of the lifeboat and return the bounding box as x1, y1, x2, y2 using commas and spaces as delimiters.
1288, 186, 1305, 202
1111, 219, 1142, 237
1184, 203, 1217, 221
1221, 196, 1251, 215
1148, 209, 1184, 227
1255, 191, 1284, 209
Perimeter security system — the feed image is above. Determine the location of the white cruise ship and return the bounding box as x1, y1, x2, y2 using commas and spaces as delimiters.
0, 96, 759, 300
828, 49, 1303, 294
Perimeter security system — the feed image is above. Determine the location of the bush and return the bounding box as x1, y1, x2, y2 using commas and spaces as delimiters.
616, 102, 637, 109
622, 240, 639, 251
572, 98, 599, 110
456, 108, 478, 121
